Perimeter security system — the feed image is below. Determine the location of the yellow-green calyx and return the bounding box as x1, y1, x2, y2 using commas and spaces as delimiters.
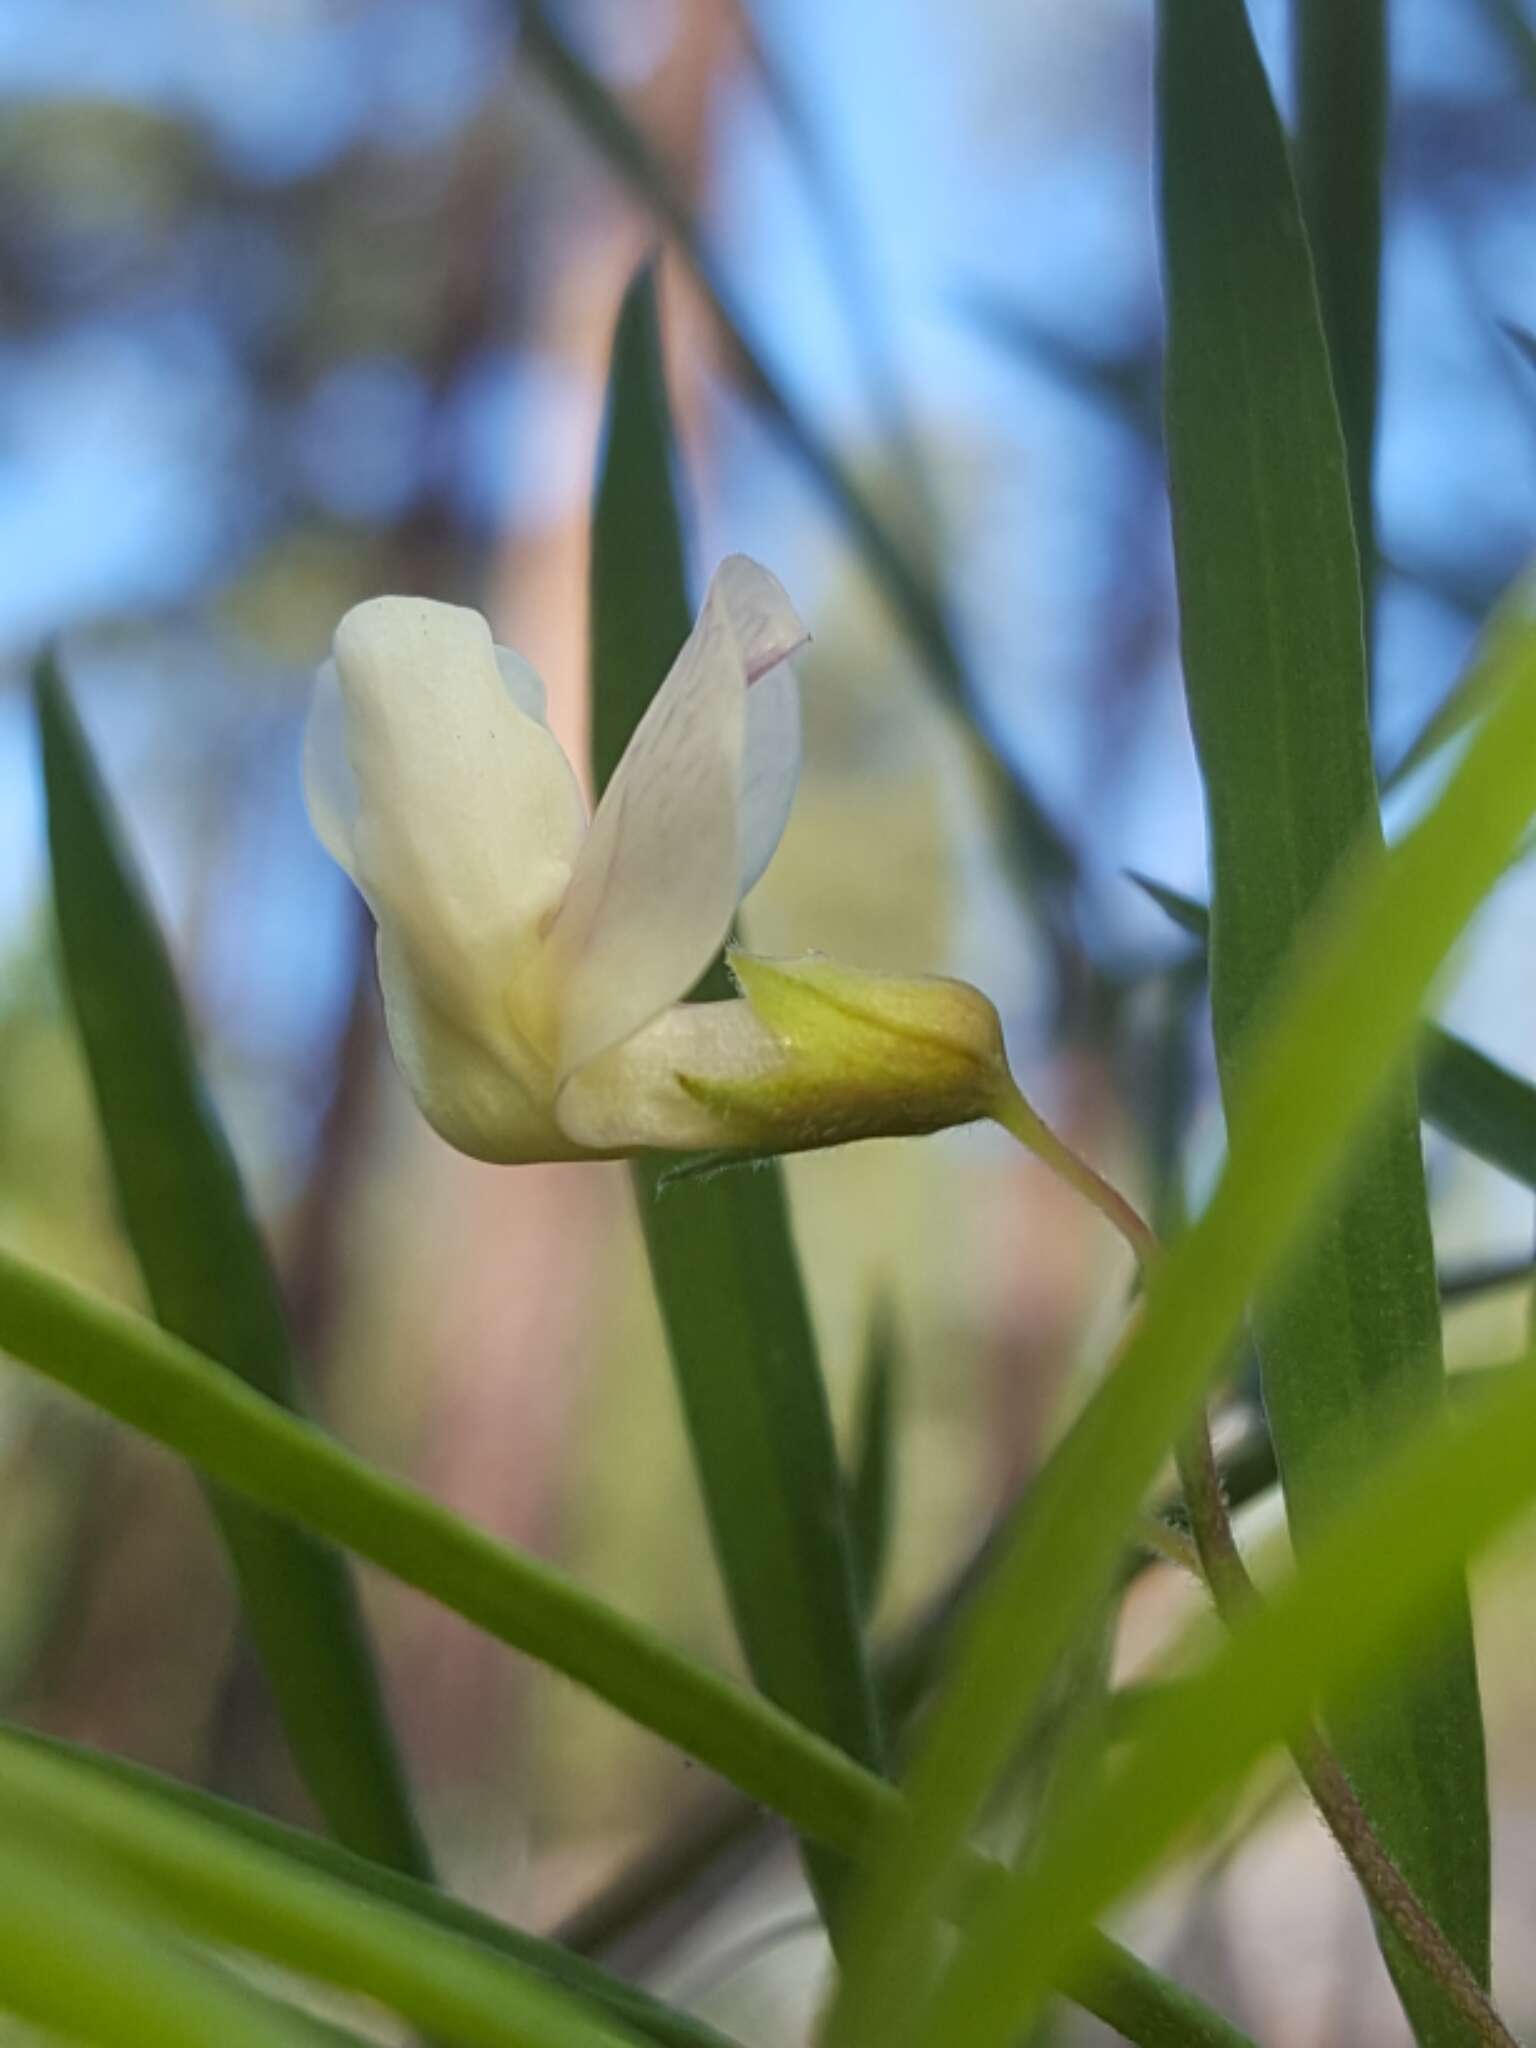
671, 951, 1014, 1153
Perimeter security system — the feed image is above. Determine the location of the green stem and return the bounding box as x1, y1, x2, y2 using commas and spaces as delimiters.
993, 1081, 1159, 1266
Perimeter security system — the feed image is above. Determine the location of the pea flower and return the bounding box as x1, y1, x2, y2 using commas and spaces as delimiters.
304, 556, 1013, 1164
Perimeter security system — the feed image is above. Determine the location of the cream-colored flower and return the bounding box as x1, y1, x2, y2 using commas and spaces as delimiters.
304, 556, 1010, 1162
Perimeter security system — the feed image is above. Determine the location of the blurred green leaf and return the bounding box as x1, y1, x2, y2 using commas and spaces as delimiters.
34, 655, 432, 1881
846, 1303, 898, 1621
4, 1725, 736, 2048
1382, 587, 1531, 791
0, 1242, 1249, 2046
818, 547, 1536, 2048
0, 1731, 661, 2048
513, 1, 1080, 914
1421, 1027, 1536, 1188
1158, 0, 1487, 2028
957, 290, 1162, 447
1129, 875, 1536, 1195
914, 1337, 1536, 2048
0, 1825, 336, 2047
589, 264, 883, 1925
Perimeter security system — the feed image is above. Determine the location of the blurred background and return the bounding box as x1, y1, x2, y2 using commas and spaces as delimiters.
2, 0, 1536, 2039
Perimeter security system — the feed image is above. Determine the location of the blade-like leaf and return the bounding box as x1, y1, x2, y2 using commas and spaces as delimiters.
2, 1726, 737, 2048
1421, 1027, 1536, 1188
513, 0, 1080, 912
0, 1241, 1248, 2046
0, 1732, 665, 2048
34, 657, 431, 1880
0, 1826, 337, 2047
1159, 0, 1487, 2027
590, 264, 883, 1923
819, 567, 1536, 2048
916, 1335, 1536, 2048
846, 1303, 898, 1620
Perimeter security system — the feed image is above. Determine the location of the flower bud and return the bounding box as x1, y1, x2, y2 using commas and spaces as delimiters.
668, 951, 1013, 1151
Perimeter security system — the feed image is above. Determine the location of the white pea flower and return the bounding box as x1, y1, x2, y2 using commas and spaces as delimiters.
304, 556, 1011, 1164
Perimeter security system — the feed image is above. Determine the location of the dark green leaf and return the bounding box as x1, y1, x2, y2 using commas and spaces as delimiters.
1159, 0, 1487, 2032
34, 657, 431, 1881
1421, 1027, 1536, 1188
1293, 0, 1386, 620
589, 265, 884, 1926
846, 1303, 898, 1620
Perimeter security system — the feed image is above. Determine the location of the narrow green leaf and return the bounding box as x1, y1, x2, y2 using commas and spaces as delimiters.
0, 1733, 664, 2048
590, 265, 883, 1923
1130, 872, 1536, 1193
1420, 1027, 1536, 1188
1293, 0, 1386, 622
846, 1303, 898, 1620
2, 1726, 736, 2048
0, 1242, 1248, 2047
916, 1341, 1536, 2048
0, 1827, 336, 2047
513, 0, 1079, 911
819, 575, 1536, 2048
1159, 0, 1487, 2027
35, 656, 432, 1881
